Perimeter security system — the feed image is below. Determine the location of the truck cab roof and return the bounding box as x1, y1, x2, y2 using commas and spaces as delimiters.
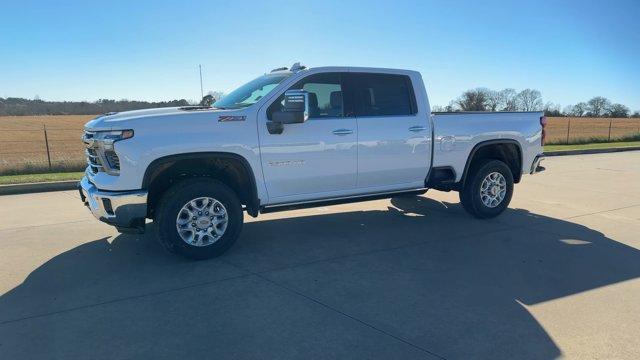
270, 64, 421, 77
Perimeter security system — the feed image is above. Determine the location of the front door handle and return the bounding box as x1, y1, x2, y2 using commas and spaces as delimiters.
332, 129, 353, 136
409, 126, 428, 132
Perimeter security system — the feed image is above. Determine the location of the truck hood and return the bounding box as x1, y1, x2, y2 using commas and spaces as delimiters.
84, 106, 227, 131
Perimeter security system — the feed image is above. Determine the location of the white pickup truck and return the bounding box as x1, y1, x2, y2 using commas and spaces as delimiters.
80, 63, 546, 259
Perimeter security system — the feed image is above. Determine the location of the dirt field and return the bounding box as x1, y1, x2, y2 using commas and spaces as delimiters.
1, 115, 639, 174
0, 115, 92, 174
546, 117, 640, 143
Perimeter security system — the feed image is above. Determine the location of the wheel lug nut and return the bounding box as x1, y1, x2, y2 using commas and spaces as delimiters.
205, 211, 209, 215
191, 222, 196, 227
198, 211, 202, 215
192, 216, 197, 220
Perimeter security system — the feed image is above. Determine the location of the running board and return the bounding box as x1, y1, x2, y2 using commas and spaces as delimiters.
260, 188, 428, 214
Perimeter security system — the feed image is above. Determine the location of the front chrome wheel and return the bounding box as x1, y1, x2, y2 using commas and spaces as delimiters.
176, 197, 228, 247
480, 172, 507, 208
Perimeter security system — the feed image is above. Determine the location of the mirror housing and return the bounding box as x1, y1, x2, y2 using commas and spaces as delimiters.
272, 90, 309, 124
266, 121, 284, 135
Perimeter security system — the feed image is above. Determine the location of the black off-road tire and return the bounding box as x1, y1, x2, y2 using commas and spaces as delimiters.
459, 159, 514, 219
156, 178, 243, 259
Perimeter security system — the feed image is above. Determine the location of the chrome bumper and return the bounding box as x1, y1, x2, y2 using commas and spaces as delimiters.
531, 155, 545, 174
79, 176, 148, 233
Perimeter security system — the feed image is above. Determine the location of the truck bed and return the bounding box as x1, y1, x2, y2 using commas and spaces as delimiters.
431, 111, 544, 182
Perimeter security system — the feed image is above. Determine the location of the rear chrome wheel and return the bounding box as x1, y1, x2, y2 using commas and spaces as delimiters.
479, 172, 507, 208
176, 197, 228, 247
459, 159, 514, 219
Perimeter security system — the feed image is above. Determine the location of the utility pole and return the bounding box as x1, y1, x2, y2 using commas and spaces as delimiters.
199, 64, 204, 100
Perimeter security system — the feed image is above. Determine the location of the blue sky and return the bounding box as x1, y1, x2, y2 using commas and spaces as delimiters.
1, 0, 639, 110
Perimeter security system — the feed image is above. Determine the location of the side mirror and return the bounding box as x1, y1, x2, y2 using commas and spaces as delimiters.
272, 90, 309, 124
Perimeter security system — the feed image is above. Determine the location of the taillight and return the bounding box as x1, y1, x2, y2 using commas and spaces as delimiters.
540, 116, 547, 145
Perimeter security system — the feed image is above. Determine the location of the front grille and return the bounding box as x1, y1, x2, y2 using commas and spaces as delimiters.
85, 148, 103, 174
83, 130, 120, 175
83, 131, 102, 174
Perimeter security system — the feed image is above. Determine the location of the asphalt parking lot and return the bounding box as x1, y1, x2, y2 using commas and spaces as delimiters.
1, 151, 639, 359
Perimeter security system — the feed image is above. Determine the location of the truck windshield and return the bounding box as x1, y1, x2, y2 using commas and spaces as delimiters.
213, 73, 290, 109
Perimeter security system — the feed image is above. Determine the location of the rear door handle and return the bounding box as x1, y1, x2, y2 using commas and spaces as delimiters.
332, 129, 353, 135
409, 126, 428, 132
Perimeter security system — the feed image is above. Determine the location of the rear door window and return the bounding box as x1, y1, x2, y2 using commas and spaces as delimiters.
351, 73, 416, 117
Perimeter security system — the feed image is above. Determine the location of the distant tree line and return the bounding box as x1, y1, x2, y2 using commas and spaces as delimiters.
0, 97, 191, 116
433, 88, 639, 118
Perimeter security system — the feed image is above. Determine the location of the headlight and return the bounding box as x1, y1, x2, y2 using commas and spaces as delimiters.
97, 130, 134, 150
102, 129, 134, 140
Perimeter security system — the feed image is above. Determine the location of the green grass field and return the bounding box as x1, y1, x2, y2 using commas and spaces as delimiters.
0, 171, 84, 185
544, 141, 640, 152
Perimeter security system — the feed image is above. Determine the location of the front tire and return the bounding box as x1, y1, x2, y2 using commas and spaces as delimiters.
459, 159, 514, 219
156, 178, 243, 259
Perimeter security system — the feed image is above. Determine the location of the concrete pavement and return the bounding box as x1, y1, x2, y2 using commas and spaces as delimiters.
1, 151, 639, 359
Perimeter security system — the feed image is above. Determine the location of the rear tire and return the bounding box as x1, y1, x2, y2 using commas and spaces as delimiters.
156, 178, 243, 259
459, 183, 477, 217
459, 159, 514, 219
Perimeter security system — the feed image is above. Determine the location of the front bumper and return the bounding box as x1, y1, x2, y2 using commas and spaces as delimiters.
79, 176, 148, 233
530, 154, 545, 174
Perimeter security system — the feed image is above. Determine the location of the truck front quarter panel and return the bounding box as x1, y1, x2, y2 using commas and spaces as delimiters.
85, 109, 267, 204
